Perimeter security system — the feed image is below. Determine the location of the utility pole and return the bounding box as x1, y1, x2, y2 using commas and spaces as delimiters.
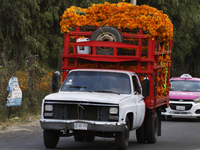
130, 0, 137, 5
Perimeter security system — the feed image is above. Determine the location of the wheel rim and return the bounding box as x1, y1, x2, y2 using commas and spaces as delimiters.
96, 32, 116, 51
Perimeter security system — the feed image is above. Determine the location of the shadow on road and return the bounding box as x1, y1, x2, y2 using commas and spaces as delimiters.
162, 116, 199, 122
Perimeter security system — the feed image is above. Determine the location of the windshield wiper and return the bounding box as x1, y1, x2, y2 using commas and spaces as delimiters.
182, 89, 191, 92
94, 90, 120, 95
69, 85, 92, 92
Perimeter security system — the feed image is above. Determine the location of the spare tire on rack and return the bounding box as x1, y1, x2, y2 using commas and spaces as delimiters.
91, 26, 124, 55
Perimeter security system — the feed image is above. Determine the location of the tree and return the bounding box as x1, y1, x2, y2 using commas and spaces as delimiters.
137, 0, 200, 77
1, 0, 200, 77
0, 0, 69, 69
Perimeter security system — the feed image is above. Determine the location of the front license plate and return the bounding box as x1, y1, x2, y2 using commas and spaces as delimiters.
176, 106, 185, 110
74, 123, 88, 130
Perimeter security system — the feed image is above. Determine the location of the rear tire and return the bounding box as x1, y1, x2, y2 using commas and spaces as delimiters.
145, 112, 158, 143
91, 26, 124, 55
43, 129, 59, 148
115, 116, 130, 150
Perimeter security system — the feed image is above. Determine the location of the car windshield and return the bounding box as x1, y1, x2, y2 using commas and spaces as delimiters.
170, 80, 200, 92
61, 71, 131, 94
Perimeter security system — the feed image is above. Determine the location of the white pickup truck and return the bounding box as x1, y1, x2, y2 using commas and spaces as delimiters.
40, 68, 153, 150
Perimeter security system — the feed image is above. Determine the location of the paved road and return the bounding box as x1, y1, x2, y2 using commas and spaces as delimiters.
0, 117, 200, 150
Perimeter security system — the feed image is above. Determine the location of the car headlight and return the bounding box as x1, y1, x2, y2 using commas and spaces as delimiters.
45, 104, 53, 111
194, 97, 200, 103
109, 107, 118, 114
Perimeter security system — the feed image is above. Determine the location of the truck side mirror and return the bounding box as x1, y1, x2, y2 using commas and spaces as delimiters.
142, 77, 149, 98
52, 71, 60, 93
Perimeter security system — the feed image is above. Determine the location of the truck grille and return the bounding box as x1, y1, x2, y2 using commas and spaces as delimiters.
169, 103, 192, 110
44, 100, 118, 122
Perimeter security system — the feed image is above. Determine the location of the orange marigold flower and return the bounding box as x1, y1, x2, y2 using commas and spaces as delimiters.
60, 2, 173, 42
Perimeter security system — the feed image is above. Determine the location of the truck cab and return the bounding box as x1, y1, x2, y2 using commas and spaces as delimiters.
162, 74, 200, 120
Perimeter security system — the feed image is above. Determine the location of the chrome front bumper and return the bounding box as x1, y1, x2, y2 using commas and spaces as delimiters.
40, 119, 125, 132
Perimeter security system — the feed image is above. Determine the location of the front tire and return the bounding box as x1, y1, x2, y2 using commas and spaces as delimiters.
43, 129, 59, 148
197, 117, 200, 122
166, 115, 172, 119
115, 116, 130, 150
84, 134, 95, 142
136, 120, 146, 143
161, 115, 165, 121
145, 112, 158, 143
74, 135, 84, 141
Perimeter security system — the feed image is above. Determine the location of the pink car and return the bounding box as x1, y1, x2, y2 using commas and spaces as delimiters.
162, 74, 200, 120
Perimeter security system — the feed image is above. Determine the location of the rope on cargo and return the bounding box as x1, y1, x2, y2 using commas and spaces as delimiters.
160, 42, 169, 94
99, 11, 117, 36
164, 43, 170, 94
99, 10, 137, 45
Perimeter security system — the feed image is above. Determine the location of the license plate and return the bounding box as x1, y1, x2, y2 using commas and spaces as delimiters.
176, 106, 185, 110
74, 123, 88, 130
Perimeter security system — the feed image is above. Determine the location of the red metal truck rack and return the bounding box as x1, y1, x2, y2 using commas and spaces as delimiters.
62, 26, 172, 110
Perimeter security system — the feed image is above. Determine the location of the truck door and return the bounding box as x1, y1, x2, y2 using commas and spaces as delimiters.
132, 75, 145, 128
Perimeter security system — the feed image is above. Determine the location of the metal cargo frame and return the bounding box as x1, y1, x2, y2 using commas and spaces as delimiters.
62, 26, 173, 110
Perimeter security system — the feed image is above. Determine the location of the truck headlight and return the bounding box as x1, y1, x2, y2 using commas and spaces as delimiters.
45, 104, 53, 111
109, 107, 118, 114
194, 97, 200, 103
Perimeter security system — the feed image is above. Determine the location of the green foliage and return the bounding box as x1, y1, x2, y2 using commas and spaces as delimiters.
1, 0, 200, 118
1, 0, 199, 77
0, 0, 68, 69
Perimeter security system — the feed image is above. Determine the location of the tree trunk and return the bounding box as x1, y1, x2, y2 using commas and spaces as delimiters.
27, 55, 34, 112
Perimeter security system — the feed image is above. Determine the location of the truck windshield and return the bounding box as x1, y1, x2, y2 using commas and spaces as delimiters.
61, 71, 131, 94
170, 80, 200, 92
